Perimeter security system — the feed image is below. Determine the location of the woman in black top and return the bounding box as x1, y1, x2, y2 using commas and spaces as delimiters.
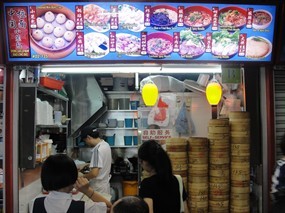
138, 140, 189, 213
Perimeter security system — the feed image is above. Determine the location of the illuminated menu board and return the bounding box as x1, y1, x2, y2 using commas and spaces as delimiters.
3, 2, 276, 62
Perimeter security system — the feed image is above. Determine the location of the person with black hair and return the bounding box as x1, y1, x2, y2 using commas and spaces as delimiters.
138, 140, 189, 213
111, 196, 149, 213
80, 126, 112, 196
29, 154, 112, 213
271, 133, 285, 212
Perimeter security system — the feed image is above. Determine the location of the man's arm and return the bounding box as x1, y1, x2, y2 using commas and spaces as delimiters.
83, 167, 99, 180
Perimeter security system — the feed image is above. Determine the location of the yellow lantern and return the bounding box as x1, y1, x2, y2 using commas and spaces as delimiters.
206, 79, 222, 105
142, 82, 159, 106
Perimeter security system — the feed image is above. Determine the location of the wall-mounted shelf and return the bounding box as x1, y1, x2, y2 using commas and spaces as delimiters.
37, 125, 68, 128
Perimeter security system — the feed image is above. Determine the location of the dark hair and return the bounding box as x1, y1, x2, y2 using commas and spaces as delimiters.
41, 154, 78, 191
138, 140, 173, 184
281, 134, 285, 155
80, 126, 100, 140
112, 196, 149, 213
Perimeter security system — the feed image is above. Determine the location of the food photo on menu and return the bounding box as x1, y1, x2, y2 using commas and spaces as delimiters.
183, 6, 212, 30
30, 3, 76, 59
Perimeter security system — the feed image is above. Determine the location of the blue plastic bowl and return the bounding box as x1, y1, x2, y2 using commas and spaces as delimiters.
106, 136, 115, 146
133, 136, 138, 145
125, 118, 133, 128
124, 136, 133, 146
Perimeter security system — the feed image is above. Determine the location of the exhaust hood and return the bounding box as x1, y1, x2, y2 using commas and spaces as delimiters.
64, 74, 107, 137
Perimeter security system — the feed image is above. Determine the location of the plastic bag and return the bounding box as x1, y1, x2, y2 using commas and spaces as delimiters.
175, 102, 189, 134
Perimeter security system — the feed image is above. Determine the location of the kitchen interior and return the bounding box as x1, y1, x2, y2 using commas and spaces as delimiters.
15, 63, 255, 212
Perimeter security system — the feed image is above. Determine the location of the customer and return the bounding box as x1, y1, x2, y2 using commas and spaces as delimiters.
81, 127, 112, 195
138, 140, 189, 213
29, 154, 112, 213
111, 196, 149, 213
271, 133, 285, 212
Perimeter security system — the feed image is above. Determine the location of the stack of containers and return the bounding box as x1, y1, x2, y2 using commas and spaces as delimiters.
208, 119, 230, 212
188, 137, 209, 213
166, 138, 188, 188
229, 112, 251, 213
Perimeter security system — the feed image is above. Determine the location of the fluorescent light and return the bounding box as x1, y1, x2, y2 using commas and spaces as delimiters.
162, 64, 222, 73
41, 65, 161, 73
41, 64, 221, 74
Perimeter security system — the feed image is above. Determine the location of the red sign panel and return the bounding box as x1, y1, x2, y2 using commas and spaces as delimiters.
6, 6, 31, 58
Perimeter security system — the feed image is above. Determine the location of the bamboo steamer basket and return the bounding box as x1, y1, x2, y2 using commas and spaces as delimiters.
189, 200, 209, 208
231, 156, 250, 162
230, 131, 250, 137
210, 152, 229, 159
210, 147, 230, 152
209, 194, 229, 201
210, 164, 229, 170
208, 126, 230, 134
230, 136, 250, 144
190, 207, 208, 213
189, 182, 208, 188
188, 176, 208, 183
229, 119, 250, 125
230, 198, 249, 206
210, 169, 230, 177
231, 186, 250, 193
189, 157, 208, 164
209, 139, 230, 146
231, 144, 250, 152
231, 162, 250, 168
168, 151, 188, 158
210, 182, 230, 191
231, 180, 250, 187
231, 193, 250, 200
209, 119, 230, 126
209, 200, 229, 209
189, 163, 208, 170
210, 143, 230, 149
172, 163, 188, 171
210, 157, 230, 164
229, 111, 250, 119
189, 151, 208, 158
189, 146, 209, 152
230, 123, 250, 132
189, 194, 208, 202
231, 172, 250, 181
210, 176, 229, 183
189, 169, 208, 176
231, 151, 250, 157
188, 137, 209, 147
166, 138, 187, 150
166, 137, 187, 145
208, 133, 230, 140
188, 186, 208, 195
230, 205, 250, 213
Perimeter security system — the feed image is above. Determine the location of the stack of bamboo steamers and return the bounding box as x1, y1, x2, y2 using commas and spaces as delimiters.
188, 137, 209, 212
229, 112, 250, 213
165, 111, 250, 213
208, 119, 230, 212
166, 138, 188, 188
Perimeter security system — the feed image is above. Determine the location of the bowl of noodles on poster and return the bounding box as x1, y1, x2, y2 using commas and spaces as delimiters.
147, 32, 173, 58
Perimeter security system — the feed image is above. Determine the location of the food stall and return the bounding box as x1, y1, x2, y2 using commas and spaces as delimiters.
1, 1, 279, 212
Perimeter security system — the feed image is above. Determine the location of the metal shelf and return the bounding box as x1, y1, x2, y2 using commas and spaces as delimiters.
36, 125, 68, 128
20, 83, 68, 101
98, 128, 137, 130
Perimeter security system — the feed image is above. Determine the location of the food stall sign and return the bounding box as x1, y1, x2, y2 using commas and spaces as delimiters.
141, 129, 172, 141
3, 2, 276, 63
